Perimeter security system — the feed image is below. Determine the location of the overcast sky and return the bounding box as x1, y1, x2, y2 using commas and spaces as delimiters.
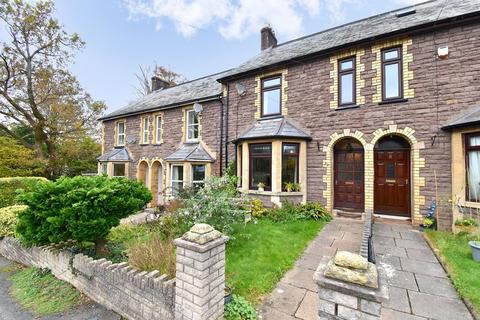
53, 0, 424, 112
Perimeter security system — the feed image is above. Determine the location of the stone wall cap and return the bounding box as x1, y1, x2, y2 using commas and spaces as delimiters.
334, 251, 369, 270
180, 223, 225, 245
174, 235, 229, 253
314, 256, 389, 303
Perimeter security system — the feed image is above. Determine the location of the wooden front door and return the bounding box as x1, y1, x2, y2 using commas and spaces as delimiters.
374, 150, 410, 216
334, 149, 364, 211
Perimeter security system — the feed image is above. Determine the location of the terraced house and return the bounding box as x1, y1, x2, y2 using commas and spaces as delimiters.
98, 0, 480, 230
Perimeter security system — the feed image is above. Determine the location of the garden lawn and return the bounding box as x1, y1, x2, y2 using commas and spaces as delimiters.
425, 231, 480, 316
226, 219, 326, 304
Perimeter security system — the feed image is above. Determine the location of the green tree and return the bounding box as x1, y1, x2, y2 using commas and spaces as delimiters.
54, 135, 101, 176
16, 176, 152, 255
0, 0, 105, 178
0, 136, 44, 177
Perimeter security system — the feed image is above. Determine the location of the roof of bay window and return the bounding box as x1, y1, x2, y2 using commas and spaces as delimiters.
234, 117, 311, 143
218, 0, 480, 81
99, 70, 230, 121
165, 143, 214, 162
97, 148, 132, 162
442, 106, 480, 130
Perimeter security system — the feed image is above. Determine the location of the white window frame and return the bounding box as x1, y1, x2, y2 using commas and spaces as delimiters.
186, 109, 199, 142
155, 115, 162, 144
171, 164, 184, 196
142, 116, 150, 144
191, 164, 206, 188
101, 163, 108, 175
112, 163, 126, 177
116, 121, 126, 146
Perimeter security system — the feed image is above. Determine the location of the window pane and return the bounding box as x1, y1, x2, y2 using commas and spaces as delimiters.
188, 111, 198, 125
386, 163, 395, 179
384, 63, 400, 98
118, 122, 124, 134
172, 182, 183, 196
263, 77, 280, 88
282, 155, 298, 186
156, 116, 162, 142
262, 89, 281, 115
340, 73, 354, 104
188, 125, 198, 140
113, 164, 125, 177
172, 166, 183, 181
384, 49, 399, 60
470, 136, 480, 147
283, 144, 298, 154
118, 134, 125, 146
340, 60, 353, 71
101, 163, 108, 174
252, 158, 272, 189
468, 150, 480, 201
192, 165, 205, 181
251, 144, 272, 154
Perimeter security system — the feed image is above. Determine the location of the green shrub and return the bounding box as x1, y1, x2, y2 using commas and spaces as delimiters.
250, 199, 267, 218
266, 201, 332, 222
0, 177, 47, 208
455, 218, 479, 227
297, 202, 332, 221
16, 176, 151, 255
268, 201, 298, 222
225, 295, 257, 320
0, 205, 27, 237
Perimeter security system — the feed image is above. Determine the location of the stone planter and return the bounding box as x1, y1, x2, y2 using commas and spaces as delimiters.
469, 241, 480, 262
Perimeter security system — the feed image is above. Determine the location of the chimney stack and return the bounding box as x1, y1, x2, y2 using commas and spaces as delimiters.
260, 25, 277, 51
151, 76, 171, 92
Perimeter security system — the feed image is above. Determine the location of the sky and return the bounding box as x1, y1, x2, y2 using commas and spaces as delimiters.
51, 0, 424, 113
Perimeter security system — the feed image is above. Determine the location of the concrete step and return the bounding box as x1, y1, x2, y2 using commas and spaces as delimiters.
334, 209, 363, 220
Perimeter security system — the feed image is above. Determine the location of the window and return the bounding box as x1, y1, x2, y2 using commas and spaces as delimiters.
155, 115, 162, 144
249, 143, 272, 190
261, 76, 281, 117
466, 133, 480, 202
116, 121, 125, 146
192, 164, 206, 188
113, 163, 126, 177
101, 163, 108, 175
171, 165, 184, 196
382, 47, 403, 100
186, 110, 199, 141
338, 57, 355, 106
141, 117, 149, 144
282, 143, 300, 188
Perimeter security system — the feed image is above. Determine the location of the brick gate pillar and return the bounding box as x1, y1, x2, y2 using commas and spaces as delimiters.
174, 224, 229, 320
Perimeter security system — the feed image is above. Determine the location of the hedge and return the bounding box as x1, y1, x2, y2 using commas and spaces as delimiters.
0, 205, 27, 237
0, 177, 47, 208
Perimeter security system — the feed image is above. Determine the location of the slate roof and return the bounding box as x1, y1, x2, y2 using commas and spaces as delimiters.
99, 70, 229, 121
219, 0, 480, 80
234, 117, 311, 142
164, 143, 214, 162
97, 148, 132, 162
442, 106, 480, 130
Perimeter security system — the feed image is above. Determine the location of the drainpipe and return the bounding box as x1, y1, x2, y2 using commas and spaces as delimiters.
224, 83, 230, 171
219, 94, 224, 176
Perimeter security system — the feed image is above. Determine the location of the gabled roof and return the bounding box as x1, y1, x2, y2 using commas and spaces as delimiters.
234, 117, 311, 143
442, 106, 480, 130
99, 70, 230, 121
97, 148, 132, 162
164, 143, 214, 162
219, 0, 480, 81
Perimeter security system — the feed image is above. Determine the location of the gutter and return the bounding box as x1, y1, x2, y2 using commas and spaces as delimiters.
441, 121, 480, 131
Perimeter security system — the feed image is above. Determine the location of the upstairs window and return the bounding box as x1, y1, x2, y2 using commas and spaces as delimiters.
155, 115, 162, 144
186, 110, 199, 141
338, 57, 356, 106
282, 143, 300, 188
192, 164, 206, 189
466, 133, 480, 202
141, 117, 149, 144
249, 143, 272, 190
382, 47, 403, 100
116, 121, 125, 146
261, 76, 281, 117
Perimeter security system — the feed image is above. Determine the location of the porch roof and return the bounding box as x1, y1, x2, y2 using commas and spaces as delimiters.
442, 106, 480, 130
97, 148, 132, 162
234, 117, 311, 143
164, 143, 214, 162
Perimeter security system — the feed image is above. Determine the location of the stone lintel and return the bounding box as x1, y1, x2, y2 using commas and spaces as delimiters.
314, 257, 389, 303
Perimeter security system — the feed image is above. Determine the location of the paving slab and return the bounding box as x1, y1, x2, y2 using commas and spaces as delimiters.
373, 235, 396, 246
414, 274, 459, 299
382, 308, 427, 320
259, 306, 296, 320
394, 238, 430, 250
382, 287, 411, 313
400, 258, 447, 278
388, 270, 418, 291
376, 254, 402, 270
408, 290, 474, 320
399, 231, 423, 241
283, 267, 317, 292
261, 282, 306, 316
405, 248, 437, 263
294, 291, 319, 320
375, 244, 408, 258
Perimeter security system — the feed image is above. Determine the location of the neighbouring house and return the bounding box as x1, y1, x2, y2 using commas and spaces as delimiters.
98, 0, 480, 230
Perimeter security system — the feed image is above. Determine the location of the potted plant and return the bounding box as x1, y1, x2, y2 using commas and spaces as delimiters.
284, 182, 295, 192
420, 216, 435, 230
224, 286, 233, 304
469, 240, 480, 262
257, 182, 265, 192
293, 183, 301, 192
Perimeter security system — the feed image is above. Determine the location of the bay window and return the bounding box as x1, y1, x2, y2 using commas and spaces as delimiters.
466, 133, 480, 202
249, 143, 272, 190
186, 110, 199, 141
171, 165, 184, 196
338, 57, 355, 106
261, 76, 281, 117
382, 47, 403, 101
192, 164, 206, 188
282, 143, 299, 188
113, 163, 126, 177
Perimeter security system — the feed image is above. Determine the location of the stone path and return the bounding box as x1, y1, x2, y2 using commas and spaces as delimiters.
258, 218, 474, 320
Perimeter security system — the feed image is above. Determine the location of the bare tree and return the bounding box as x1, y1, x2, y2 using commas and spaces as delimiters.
135, 64, 187, 96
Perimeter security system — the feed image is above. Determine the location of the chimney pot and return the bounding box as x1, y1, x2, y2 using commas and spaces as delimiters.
260, 25, 277, 51
151, 76, 171, 92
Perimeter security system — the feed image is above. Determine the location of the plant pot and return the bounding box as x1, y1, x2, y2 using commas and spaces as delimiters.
469, 241, 480, 262
224, 287, 233, 304
258, 187, 264, 192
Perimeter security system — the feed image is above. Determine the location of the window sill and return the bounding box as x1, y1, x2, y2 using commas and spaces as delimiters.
241, 189, 304, 196
139, 143, 150, 146
336, 104, 360, 111
259, 114, 284, 121
462, 201, 480, 209
378, 98, 408, 105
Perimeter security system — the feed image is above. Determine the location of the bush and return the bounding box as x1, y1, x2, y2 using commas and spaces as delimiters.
297, 202, 332, 221
0, 177, 47, 208
250, 199, 267, 218
127, 235, 176, 278
0, 205, 27, 237
225, 295, 257, 320
16, 176, 151, 255
266, 201, 332, 222
455, 218, 479, 227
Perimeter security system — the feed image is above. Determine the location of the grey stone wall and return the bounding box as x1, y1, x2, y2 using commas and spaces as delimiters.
0, 237, 175, 320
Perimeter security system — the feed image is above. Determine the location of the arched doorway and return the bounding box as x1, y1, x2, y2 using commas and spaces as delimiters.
334, 138, 364, 211
374, 135, 410, 217
137, 160, 149, 188
150, 161, 164, 206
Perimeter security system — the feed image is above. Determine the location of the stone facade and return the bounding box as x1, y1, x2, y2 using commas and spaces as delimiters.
225, 21, 480, 229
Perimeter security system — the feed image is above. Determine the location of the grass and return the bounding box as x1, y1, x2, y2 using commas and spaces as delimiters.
8, 265, 85, 316
425, 230, 480, 316
226, 219, 326, 304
